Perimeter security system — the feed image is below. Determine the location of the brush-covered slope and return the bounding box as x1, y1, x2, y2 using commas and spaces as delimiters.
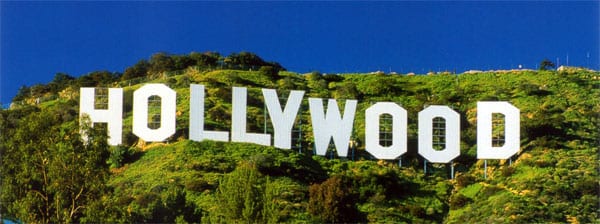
2, 52, 598, 223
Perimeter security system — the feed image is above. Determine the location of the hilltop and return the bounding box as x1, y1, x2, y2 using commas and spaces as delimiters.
1, 52, 599, 223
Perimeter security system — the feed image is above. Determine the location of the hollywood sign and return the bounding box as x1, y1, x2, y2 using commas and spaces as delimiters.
80, 84, 520, 163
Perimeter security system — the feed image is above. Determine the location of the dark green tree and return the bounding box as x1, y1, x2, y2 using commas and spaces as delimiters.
122, 59, 150, 80
148, 52, 176, 74
224, 52, 284, 71
213, 162, 264, 222
259, 65, 280, 80
540, 59, 556, 71
190, 51, 221, 68
308, 175, 362, 223
75, 71, 119, 88
29, 84, 51, 97
226, 52, 262, 70
12, 85, 31, 102
172, 55, 195, 70
49, 73, 75, 93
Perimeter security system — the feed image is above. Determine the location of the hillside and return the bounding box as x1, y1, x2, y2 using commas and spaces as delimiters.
1, 52, 599, 223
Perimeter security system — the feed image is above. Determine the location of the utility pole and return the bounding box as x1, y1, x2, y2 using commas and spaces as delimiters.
587, 52, 590, 68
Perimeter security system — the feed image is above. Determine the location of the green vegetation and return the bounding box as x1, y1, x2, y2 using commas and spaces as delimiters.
0, 103, 110, 223
540, 58, 556, 71
2, 52, 599, 223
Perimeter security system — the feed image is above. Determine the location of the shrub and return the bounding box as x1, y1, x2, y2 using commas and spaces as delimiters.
308, 175, 363, 223
259, 66, 279, 80
455, 173, 476, 188
449, 193, 471, 209
108, 145, 132, 168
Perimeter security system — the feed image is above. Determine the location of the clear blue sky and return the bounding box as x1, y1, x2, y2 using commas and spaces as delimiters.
1, 1, 598, 104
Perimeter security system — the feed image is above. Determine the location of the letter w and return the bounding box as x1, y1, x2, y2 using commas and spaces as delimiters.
308, 98, 357, 157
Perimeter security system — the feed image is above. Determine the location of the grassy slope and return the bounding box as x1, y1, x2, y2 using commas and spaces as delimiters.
33, 68, 600, 222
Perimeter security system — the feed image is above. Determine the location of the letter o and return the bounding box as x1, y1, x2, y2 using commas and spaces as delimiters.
365, 102, 407, 160
132, 84, 176, 142
418, 105, 460, 163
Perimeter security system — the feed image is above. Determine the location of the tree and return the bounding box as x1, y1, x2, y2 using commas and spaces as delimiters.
49, 73, 75, 93
149, 52, 176, 74
213, 162, 265, 222
190, 51, 221, 68
0, 105, 110, 223
13, 85, 31, 102
308, 175, 361, 223
172, 55, 195, 70
27, 84, 51, 98
259, 65, 279, 80
209, 161, 285, 223
224, 52, 285, 71
334, 82, 359, 99
540, 59, 556, 71
225, 52, 257, 69
76, 71, 118, 87
306, 71, 328, 97
122, 60, 150, 80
